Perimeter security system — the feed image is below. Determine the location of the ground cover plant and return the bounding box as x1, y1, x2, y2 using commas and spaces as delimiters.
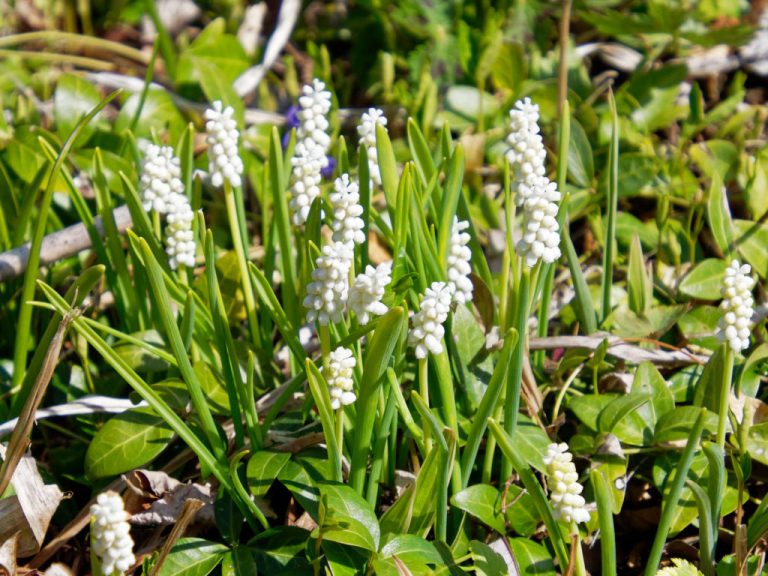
0, 0, 768, 574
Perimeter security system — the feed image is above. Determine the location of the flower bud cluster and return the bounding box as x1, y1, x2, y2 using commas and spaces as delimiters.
164, 193, 196, 269
329, 174, 365, 246
408, 281, 454, 359
140, 144, 184, 213
205, 101, 244, 188
349, 261, 392, 324
543, 443, 590, 525
290, 79, 332, 226
357, 108, 387, 186
447, 217, 473, 304
506, 98, 561, 267
719, 259, 755, 353
90, 492, 135, 576
325, 347, 357, 409
304, 242, 352, 326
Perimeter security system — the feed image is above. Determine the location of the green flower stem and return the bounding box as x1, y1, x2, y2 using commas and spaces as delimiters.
590, 469, 617, 576
319, 325, 331, 371
224, 180, 260, 351
644, 408, 707, 576
717, 344, 735, 449
571, 525, 586, 576
335, 407, 345, 481
501, 268, 530, 481
419, 358, 432, 453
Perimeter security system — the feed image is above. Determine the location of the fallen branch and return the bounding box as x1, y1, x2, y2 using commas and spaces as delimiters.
529, 333, 708, 367
0, 205, 131, 283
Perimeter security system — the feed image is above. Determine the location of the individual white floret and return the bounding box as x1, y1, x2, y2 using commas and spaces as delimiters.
205, 101, 244, 188
303, 242, 352, 325
447, 217, 473, 304
325, 346, 357, 409
329, 174, 365, 245
357, 107, 387, 186
90, 491, 135, 576
408, 281, 453, 359
290, 79, 332, 226
140, 144, 185, 213
349, 261, 392, 324
718, 260, 755, 353
543, 443, 590, 526
164, 193, 196, 269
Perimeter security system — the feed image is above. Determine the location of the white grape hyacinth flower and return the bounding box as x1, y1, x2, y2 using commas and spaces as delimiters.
506, 98, 561, 267
290, 79, 332, 226
140, 144, 185, 213
325, 346, 357, 409
408, 281, 454, 359
303, 242, 352, 325
205, 101, 244, 188
719, 259, 755, 353
330, 174, 365, 246
90, 491, 135, 576
357, 107, 387, 186
349, 261, 392, 324
543, 442, 590, 526
447, 217, 473, 304
164, 193, 196, 269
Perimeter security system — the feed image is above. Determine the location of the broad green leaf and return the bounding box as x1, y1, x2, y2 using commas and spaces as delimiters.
515, 416, 551, 472
507, 538, 556, 576
247, 451, 291, 498
747, 423, 768, 466
452, 484, 506, 533
445, 86, 500, 120
738, 343, 768, 397
734, 218, 768, 279
85, 407, 174, 479
706, 174, 734, 256
678, 259, 727, 300
568, 394, 615, 431
277, 459, 320, 519
677, 306, 721, 350
633, 362, 674, 425
113, 330, 171, 372
115, 89, 185, 140
470, 541, 509, 576
380, 534, 442, 563
591, 438, 628, 513
221, 547, 258, 576
318, 483, 380, 552
247, 526, 311, 574
158, 538, 228, 576
322, 541, 370, 576
54, 74, 102, 144
176, 19, 249, 87
598, 393, 652, 444
568, 117, 595, 188
654, 406, 718, 444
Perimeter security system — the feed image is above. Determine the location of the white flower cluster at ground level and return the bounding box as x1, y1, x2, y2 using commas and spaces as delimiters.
543, 443, 590, 526
325, 347, 357, 409
446, 217, 473, 304
408, 281, 453, 359
90, 491, 135, 576
719, 259, 755, 353
506, 98, 561, 267
140, 144, 184, 213
290, 79, 332, 225
357, 107, 387, 186
205, 101, 244, 188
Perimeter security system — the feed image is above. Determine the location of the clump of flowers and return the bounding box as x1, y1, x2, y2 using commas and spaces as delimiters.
506, 98, 561, 267
408, 281, 454, 358
140, 144, 184, 213
90, 491, 135, 576
719, 259, 755, 353
325, 347, 357, 409
205, 101, 244, 188
303, 242, 352, 325
290, 79, 333, 226
164, 193, 196, 269
349, 261, 392, 324
357, 107, 387, 187
329, 174, 365, 246
543, 442, 590, 526
446, 217, 473, 304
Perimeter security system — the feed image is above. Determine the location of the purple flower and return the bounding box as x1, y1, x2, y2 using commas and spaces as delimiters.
321, 156, 336, 179
282, 105, 301, 149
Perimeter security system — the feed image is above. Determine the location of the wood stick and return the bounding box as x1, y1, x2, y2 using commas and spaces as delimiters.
0, 205, 131, 283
